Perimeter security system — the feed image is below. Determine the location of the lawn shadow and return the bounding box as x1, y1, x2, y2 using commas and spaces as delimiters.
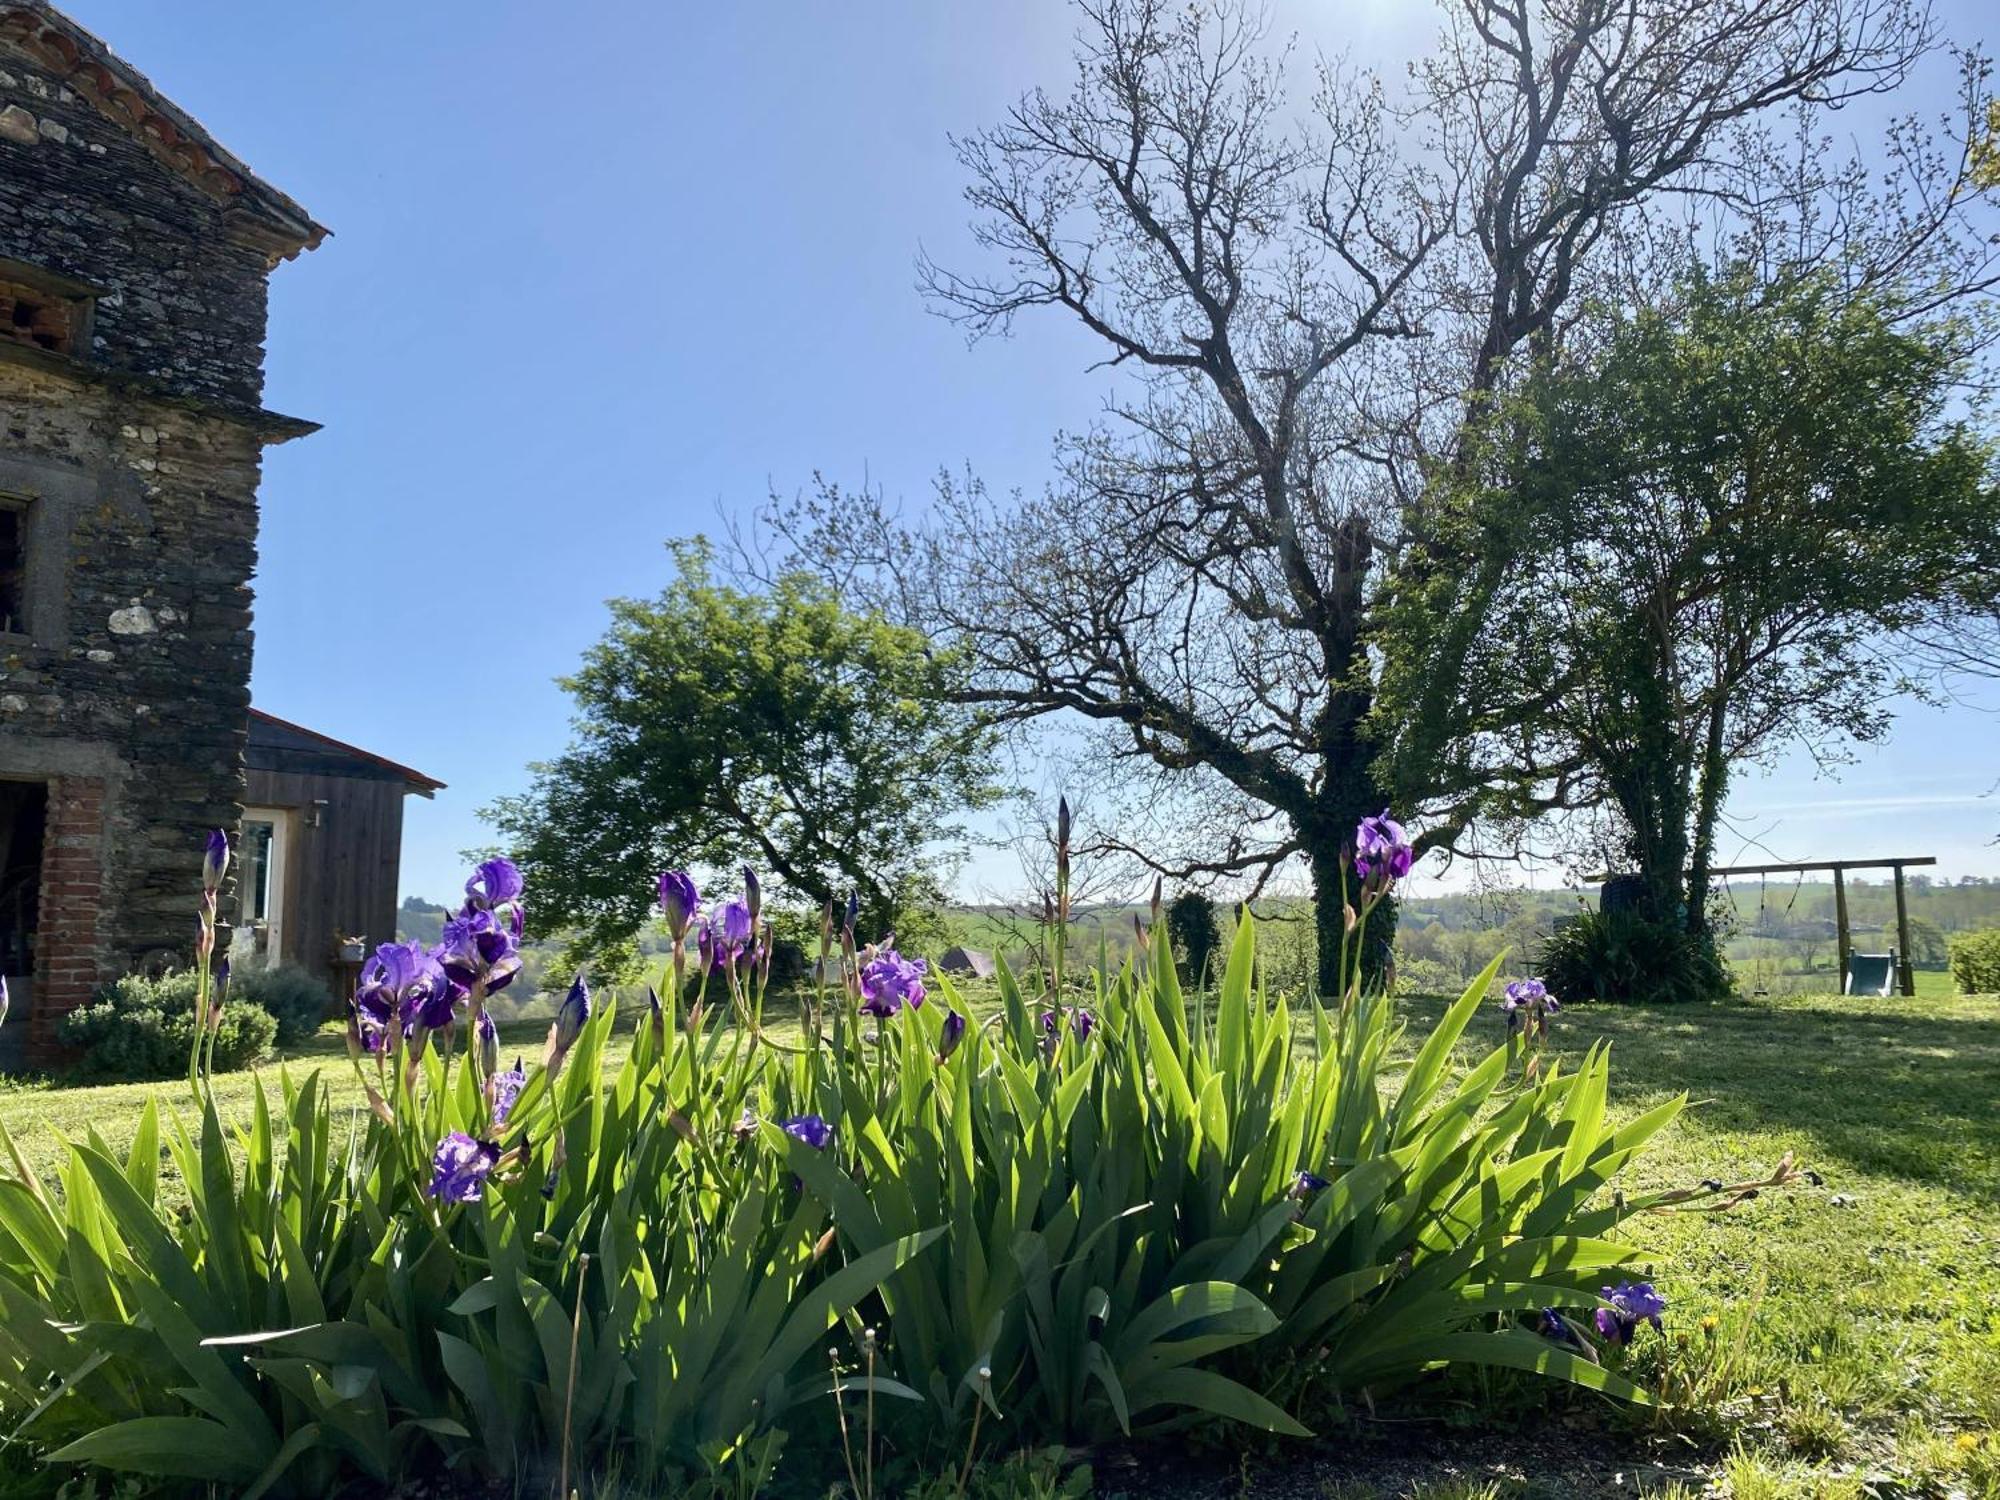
1554, 994, 2000, 1201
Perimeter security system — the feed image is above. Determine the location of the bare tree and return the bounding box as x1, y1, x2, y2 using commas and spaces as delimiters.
772, 0, 1969, 996
965, 776, 1144, 980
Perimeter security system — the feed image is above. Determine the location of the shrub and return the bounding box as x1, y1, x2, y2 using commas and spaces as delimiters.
233, 963, 333, 1046
1539, 909, 1731, 1005
0, 836, 1794, 1494
1947, 929, 2000, 995
54, 969, 276, 1079
1392, 953, 1461, 996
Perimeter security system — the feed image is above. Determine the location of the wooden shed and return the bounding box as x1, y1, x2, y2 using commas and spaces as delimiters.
237, 709, 443, 992
937, 945, 997, 980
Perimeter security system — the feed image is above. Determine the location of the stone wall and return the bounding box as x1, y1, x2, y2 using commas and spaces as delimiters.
1, 359, 261, 1058
0, 24, 311, 1065
0, 44, 272, 409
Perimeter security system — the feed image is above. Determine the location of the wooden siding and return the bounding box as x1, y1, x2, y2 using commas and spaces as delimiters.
242, 766, 405, 992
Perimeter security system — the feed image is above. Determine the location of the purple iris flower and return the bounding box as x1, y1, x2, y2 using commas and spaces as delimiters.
1502, 976, 1561, 1034
348, 997, 389, 1055
436, 908, 521, 998
1289, 1170, 1331, 1200
860, 949, 929, 1017
426, 1132, 500, 1203
490, 1061, 526, 1128
718, 899, 755, 952
1538, 1307, 1589, 1351
202, 829, 230, 894
475, 1009, 499, 1076
465, 857, 525, 911
357, 939, 454, 1036
1040, 1008, 1095, 1044
1353, 810, 1414, 884
938, 1009, 968, 1060
1594, 1281, 1667, 1346
1592, 1288, 1672, 1344
657, 870, 699, 940
552, 976, 591, 1055
781, 1114, 833, 1150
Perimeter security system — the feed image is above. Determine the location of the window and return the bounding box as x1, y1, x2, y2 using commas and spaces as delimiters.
0, 278, 78, 355
1, 780, 46, 983
0, 259, 96, 360
236, 811, 291, 967
0, 500, 26, 636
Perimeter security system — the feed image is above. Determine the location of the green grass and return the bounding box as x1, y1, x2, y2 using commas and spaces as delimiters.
4, 984, 1996, 1496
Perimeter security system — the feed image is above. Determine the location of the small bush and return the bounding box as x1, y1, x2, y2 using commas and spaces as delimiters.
1947, 929, 2000, 995
234, 963, 334, 1045
56, 969, 276, 1079
1539, 908, 1731, 1005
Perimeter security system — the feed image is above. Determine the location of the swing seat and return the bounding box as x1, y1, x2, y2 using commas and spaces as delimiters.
1843, 951, 1896, 998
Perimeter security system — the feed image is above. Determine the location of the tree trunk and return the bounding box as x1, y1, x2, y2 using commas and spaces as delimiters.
1309, 839, 1400, 999
1306, 744, 1399, 998
1310, 841, 1349, 1001
1604, 619, 1692, 928
1305, 515, 1396, 998
1684, 693, 1731, 938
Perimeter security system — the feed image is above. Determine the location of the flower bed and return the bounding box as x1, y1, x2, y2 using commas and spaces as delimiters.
0, 818, 1796, 1497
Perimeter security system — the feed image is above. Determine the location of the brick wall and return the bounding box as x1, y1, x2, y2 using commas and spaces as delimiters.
26, 773, 104, 1061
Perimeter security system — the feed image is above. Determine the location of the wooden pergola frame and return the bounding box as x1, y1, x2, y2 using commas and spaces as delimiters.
1703, 857, 1937, 997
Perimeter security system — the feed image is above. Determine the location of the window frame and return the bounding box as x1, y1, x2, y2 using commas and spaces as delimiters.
237, 809, 295, 969
0, 256, 98, 362
0, 494, 30, 640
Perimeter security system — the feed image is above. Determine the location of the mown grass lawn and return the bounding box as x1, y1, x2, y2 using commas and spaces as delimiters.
2, 985, 1995, 1498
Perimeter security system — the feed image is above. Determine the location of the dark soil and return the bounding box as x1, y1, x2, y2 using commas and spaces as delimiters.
1095, 1417, 1714, 1498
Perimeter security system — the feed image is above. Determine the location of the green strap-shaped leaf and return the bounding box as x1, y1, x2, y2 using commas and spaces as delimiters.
1125, 1367, 1311, 1437
747, 1228, 943, 1395
1113, 1281, 1277, 1363
1347, 1327, 1659, 1404
239, 1421, 325, 1500
122, 1098, 160, 1207
0, 1178, 63, 1288
1083, 1341, 1132, 1435
47, 1416, 267, 1482
1391, 950, 1506, 1140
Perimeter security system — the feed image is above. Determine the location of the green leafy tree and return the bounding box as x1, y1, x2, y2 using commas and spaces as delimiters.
1907, 915, 1950, 968
769, 0, 1974, 997
1423, 266, 1999, 947
490, 542, 1001, 969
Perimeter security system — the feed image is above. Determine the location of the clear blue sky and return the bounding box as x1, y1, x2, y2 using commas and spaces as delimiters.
62, 0, 2000, 906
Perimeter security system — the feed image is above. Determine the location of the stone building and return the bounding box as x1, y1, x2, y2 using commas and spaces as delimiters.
0, 3, 434, 1066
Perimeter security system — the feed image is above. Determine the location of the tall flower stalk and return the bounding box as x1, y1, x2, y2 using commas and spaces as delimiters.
1330, 809, 1415, 1014
187, 828, 229, 1097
